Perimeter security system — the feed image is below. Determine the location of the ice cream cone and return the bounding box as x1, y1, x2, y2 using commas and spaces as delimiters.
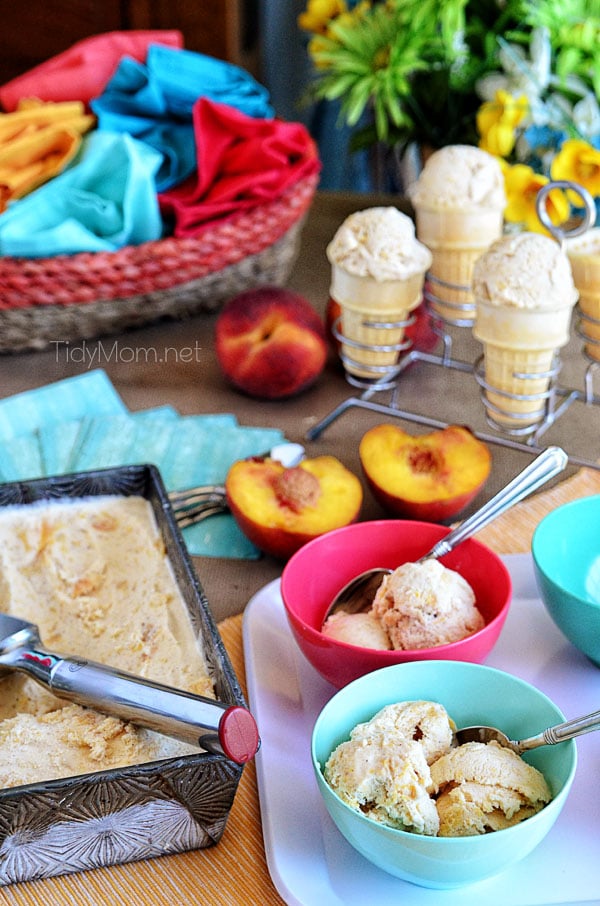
472, 233, 578, 429
567, 228, 600, 361
577, 293, 600, 360
330, 265, 425, 382
415, 207, 504, 322
473, 298, 574, 427
479, 343, 558, 426
408, 146, 506, 323
326, 207, 432, 385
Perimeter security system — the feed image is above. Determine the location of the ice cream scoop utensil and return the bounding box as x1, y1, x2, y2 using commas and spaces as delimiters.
0, 613, 259, 764
454, 708, 600, 754
326, 446, 568, 619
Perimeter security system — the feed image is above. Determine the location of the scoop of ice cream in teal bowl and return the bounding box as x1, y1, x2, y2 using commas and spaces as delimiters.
311, 660, 576, 889
532, 494, 600, 667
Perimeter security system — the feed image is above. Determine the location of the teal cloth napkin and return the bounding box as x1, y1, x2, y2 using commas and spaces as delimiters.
0, 370, 126, 441
147, 44, 273, 120
0, 131, 164, 257
91, 44, 273, 192
0, 371, 285, 559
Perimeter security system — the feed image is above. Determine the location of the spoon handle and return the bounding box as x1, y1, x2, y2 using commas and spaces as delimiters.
517, 708, 600, 752
423, 446, 568, 561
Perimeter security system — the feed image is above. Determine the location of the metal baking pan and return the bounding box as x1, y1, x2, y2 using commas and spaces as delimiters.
0, 464, 248, 885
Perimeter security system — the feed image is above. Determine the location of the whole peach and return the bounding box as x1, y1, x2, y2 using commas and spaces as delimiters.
215, 286, 327, 399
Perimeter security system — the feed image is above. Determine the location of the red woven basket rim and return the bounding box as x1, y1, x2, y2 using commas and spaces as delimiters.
0, 172, 319, 311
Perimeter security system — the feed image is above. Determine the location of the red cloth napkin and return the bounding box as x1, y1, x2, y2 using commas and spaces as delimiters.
158, 97, 321, 237
0, 30, 183, 111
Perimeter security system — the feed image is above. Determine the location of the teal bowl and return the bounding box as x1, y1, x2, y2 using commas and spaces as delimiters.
532, 495, 600, 667
311, 660, 576, 889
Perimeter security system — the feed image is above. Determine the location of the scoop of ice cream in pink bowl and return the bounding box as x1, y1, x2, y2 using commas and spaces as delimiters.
280, 519, 512, 689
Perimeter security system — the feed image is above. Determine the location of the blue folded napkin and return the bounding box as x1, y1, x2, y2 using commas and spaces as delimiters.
0, 370, 126, 441
146, 44, 273, 119
0, 371, 287, 559
0, 131, 163, 257
91, 44, 274, 191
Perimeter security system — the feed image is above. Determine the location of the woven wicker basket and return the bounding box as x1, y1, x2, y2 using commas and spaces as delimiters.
0, 172, 319, 353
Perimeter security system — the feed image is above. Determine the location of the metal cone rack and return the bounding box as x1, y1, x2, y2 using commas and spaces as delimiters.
308, 182, 600, 471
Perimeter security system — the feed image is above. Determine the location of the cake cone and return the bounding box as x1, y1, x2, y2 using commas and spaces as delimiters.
415, 206, 503, 322
577, 292, 600, 361
480, 344, 557, 426
330, 265, 426, 383
474, 299, 573, 428
326, 207, 432, 385
567, 229, 600, 362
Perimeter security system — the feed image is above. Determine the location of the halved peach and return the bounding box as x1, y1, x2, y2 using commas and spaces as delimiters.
225, 455, 363, 559
359, 424, 491, 522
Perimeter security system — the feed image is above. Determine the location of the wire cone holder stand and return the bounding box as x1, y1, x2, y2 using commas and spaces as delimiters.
309, 181, 600, 471
330, 310, 417, 391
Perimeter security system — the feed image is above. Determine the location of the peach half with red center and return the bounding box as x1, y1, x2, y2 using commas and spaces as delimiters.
225, 455, 363, 560
215, 286, 328, 400
359, 424, 491, 522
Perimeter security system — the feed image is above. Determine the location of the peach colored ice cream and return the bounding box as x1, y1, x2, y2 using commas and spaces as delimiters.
324, 700, 551, 837
322, 559, 483, 651
321, 610, 392, 649
472, 232, 577, 313
408, 145, 506, 319
472, 232, 578, 425
324, 700, 453, 835
0, 495, 214, 788
432, 740, 551, 836
327, 206, 432, 281
326, 207, 431, 381
372, 560, 484, 649
409, 145, 506, 212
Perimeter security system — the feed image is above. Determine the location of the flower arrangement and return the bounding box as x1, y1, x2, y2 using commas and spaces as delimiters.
298, 0, 600, 232
474, 16, 600, 232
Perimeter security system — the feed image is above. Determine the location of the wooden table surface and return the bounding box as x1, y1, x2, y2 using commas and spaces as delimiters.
0, 191, 599, 903
0, 191, 598, 622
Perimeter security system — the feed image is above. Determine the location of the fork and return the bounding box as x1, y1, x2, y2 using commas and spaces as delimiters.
168, 484, 228, 528
167, 441, 306, 529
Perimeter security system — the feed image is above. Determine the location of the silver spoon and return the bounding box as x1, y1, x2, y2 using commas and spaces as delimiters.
454, 708, 600, 754
325, 445, 568, 620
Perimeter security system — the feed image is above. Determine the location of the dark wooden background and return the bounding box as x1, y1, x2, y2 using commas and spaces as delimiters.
0, 0, 258, 89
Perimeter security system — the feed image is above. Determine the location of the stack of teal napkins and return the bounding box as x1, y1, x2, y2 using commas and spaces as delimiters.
0, 370, 285, 559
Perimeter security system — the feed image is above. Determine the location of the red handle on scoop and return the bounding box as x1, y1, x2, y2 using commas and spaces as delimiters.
219, 706, 261, 764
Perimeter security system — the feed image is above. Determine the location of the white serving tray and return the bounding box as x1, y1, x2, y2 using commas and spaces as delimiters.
243, 554, 600, 906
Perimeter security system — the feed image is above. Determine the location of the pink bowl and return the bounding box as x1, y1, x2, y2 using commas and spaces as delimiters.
280, 520, 512, 688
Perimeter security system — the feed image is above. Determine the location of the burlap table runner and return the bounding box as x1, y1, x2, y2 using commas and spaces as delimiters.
3, 467, 599, 906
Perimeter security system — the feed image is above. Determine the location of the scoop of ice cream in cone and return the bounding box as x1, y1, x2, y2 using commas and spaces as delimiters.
408, 145, 506, 322
327, 207, 432, 384
472, 232, 578, 428
566, 227, 600, 361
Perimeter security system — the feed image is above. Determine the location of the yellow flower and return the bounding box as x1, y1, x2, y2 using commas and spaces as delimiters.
504, 164, 570, 234
476, 90, 529, 158
308, 34, 333, 67
298, 0, 348, 35
337, 0, 371, 29
550, 139, 600, 198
